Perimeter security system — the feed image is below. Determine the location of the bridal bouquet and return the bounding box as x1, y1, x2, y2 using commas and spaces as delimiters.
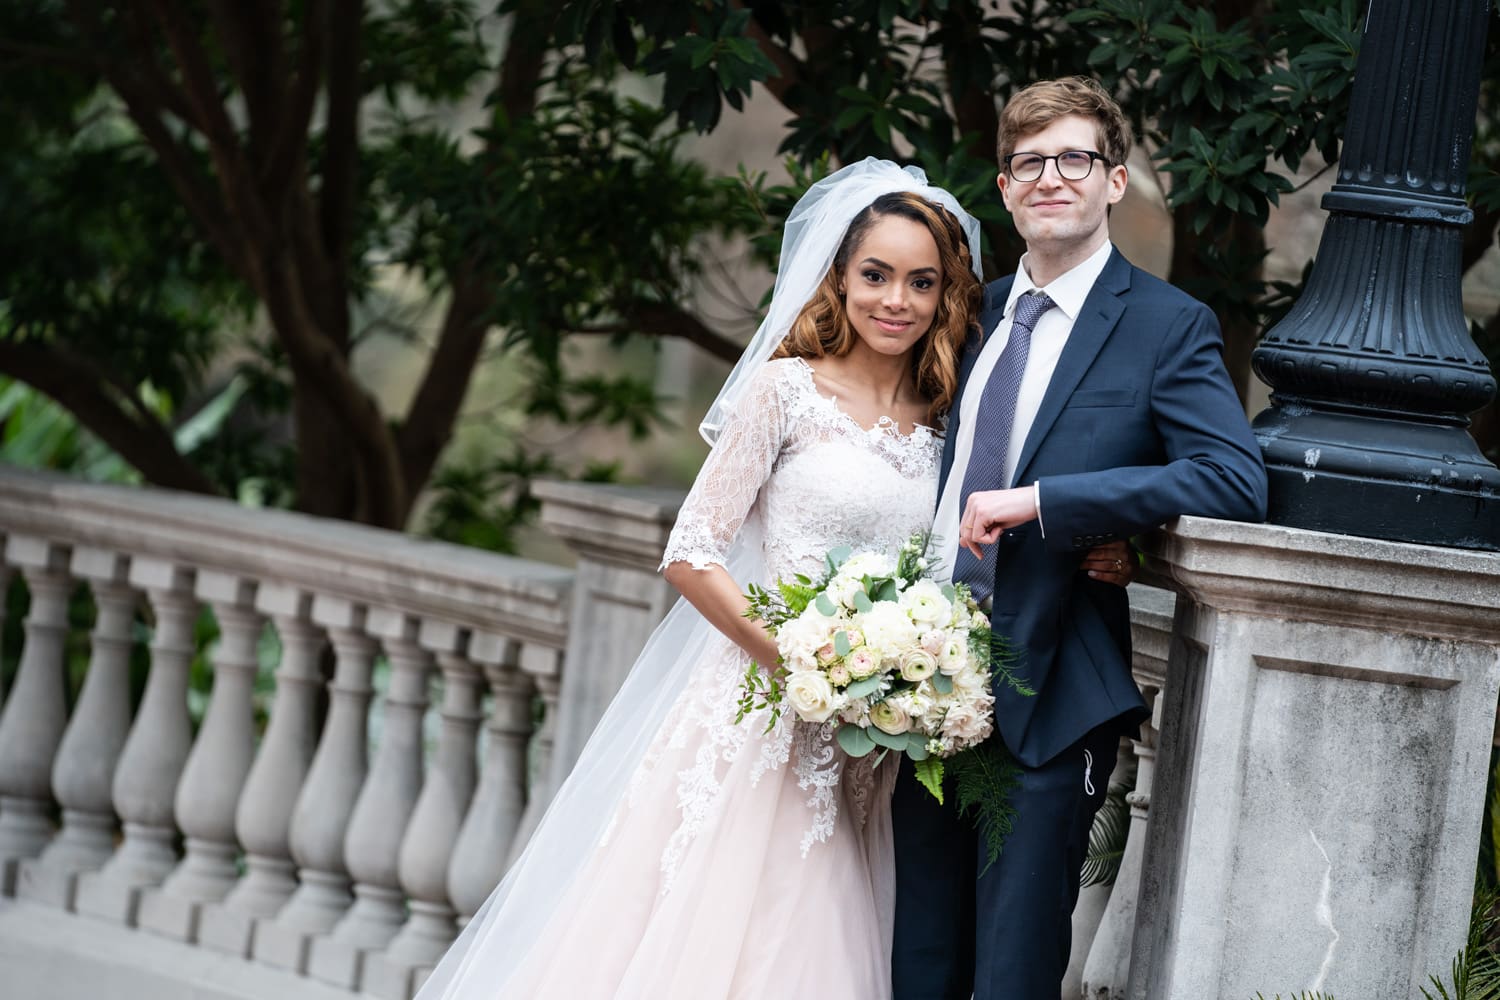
737, 534, 1030, 859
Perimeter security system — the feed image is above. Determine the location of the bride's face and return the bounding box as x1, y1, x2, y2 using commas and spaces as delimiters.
839, 215, 944, 359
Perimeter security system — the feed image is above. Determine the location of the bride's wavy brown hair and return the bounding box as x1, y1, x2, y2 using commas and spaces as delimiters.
772, 191, 983, 427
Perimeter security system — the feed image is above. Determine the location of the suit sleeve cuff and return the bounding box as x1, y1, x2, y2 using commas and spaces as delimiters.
1034, 481, 1045, 538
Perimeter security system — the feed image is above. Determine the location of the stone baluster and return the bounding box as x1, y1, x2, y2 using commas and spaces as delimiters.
254, 597, 377, 973
18, 549, 137, 909
1082, 584, 1174, 999
138, 572, 264, 941
366, 622, 484, 1000
75, 558, 197, 925
506, 644, 563, 866
0, 564, 10, 706
447, 635, 529, 922
309, 609, 432, 991
199, 585, 326, 957
0, 535, 72, 896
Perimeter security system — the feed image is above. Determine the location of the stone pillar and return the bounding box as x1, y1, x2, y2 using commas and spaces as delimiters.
75, 558, 196, 925
199, 585, 326, 957
534, 481, 681, 793
18, 548, 137, 909
365, 623, 484, 1000
0, 535, 72, 895
1083, 584, 1175, 999
253, 597, 376, 973
447, 635, 529, 922
308, 609, 431, 991
1129, 517, 1500, 999
137, 572, 264, 941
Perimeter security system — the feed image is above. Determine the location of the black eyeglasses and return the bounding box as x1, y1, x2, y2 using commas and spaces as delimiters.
1003, 150, 1112, 183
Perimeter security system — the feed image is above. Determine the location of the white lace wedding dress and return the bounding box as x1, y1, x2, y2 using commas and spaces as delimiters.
478, 358, 941, 999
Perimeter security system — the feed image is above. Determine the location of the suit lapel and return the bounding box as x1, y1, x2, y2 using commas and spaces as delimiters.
938, 279, 1012, 499
1009, 250, 1133, 487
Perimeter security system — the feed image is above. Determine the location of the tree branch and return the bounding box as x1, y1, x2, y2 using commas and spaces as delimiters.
318, 0, 361, 286
396, 269, 494, 497
619, 300, 744, 362
737, 3, 803, 106
0, 341, 220, 495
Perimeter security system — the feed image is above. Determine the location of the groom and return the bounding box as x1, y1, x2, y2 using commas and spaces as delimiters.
891, 77, 1267, 999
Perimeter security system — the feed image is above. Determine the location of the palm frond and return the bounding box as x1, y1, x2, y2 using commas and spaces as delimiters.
1080, 780, 1132, 888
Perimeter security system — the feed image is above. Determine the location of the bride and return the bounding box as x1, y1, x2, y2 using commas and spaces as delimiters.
415, 159, 1132, 999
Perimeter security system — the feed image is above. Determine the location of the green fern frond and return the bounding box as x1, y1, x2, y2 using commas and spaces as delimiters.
1080, 781, 1132, 888
947, 740, 1023, 874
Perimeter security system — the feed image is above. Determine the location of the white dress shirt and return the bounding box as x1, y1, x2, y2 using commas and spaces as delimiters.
932, 240, 1115, 581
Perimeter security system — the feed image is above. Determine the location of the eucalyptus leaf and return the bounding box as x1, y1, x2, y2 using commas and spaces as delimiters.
845, 675, 883, 699
836, 724, 877, 757
931, 672, 954, 694
853, 590, 874, 614
815, 592, 836, 617
869, 726, 908, 750
905, 732, 930, 760
834, 630, 851, 657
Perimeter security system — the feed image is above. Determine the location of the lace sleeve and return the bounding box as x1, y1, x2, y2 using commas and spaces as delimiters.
660, 364, 787, 571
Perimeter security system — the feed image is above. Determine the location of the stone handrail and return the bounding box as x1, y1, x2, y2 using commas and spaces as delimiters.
0, 466, 575, 999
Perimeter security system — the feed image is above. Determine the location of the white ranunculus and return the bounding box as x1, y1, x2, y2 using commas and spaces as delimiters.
785, 670, 838, 723
899, 648, 938, 682
900, 579, 952, 628
938, 637, 969, 676
869, 699, 911, 735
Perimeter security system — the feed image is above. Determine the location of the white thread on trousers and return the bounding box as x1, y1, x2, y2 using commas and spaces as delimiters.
1083, 749, 1095, 797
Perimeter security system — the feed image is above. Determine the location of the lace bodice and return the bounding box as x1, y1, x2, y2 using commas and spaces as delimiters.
636, 358, 940, 871
661, 357, 940, 582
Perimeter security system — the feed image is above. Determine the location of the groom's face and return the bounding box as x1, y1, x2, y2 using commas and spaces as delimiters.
997, 113, 1128, 258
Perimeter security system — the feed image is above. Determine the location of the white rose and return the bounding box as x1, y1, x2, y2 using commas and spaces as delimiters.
920, 629, 947, 655
899, 648, 938, 682
869, 699, 911, 735
785, 671, 838, 724
900, 579, 953, 628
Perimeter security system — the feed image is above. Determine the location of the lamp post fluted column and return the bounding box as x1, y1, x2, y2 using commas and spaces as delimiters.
1251, 0, 1498, 550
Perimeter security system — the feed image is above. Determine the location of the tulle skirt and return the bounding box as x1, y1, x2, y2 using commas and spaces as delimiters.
495, 635, 898, 1000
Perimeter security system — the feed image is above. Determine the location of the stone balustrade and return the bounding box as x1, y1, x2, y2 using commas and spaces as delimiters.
0, 467, 583, 1000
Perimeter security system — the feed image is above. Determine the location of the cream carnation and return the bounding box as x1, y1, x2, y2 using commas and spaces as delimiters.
941, 704, 992, 743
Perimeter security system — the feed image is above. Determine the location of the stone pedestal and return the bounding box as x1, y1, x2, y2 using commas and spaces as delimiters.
534, 481, 683, 794
1131, 516, 1500, 1000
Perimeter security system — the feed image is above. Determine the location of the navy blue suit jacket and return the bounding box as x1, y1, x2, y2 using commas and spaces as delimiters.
939, 248, 1267, 767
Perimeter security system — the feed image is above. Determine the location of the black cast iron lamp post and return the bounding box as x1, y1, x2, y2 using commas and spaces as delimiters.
1251, 0, 1499, 551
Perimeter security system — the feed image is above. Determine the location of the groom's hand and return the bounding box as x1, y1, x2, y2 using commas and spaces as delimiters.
959, 487, 1039, 557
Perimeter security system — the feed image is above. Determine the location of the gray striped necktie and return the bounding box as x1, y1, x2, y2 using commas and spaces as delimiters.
952, 290, 1056, 605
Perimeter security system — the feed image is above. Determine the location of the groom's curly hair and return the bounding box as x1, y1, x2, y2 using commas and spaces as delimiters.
773, 191, 982, 427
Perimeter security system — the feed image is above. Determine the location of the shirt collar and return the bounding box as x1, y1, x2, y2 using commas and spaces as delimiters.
1004, 240, 1115, 323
